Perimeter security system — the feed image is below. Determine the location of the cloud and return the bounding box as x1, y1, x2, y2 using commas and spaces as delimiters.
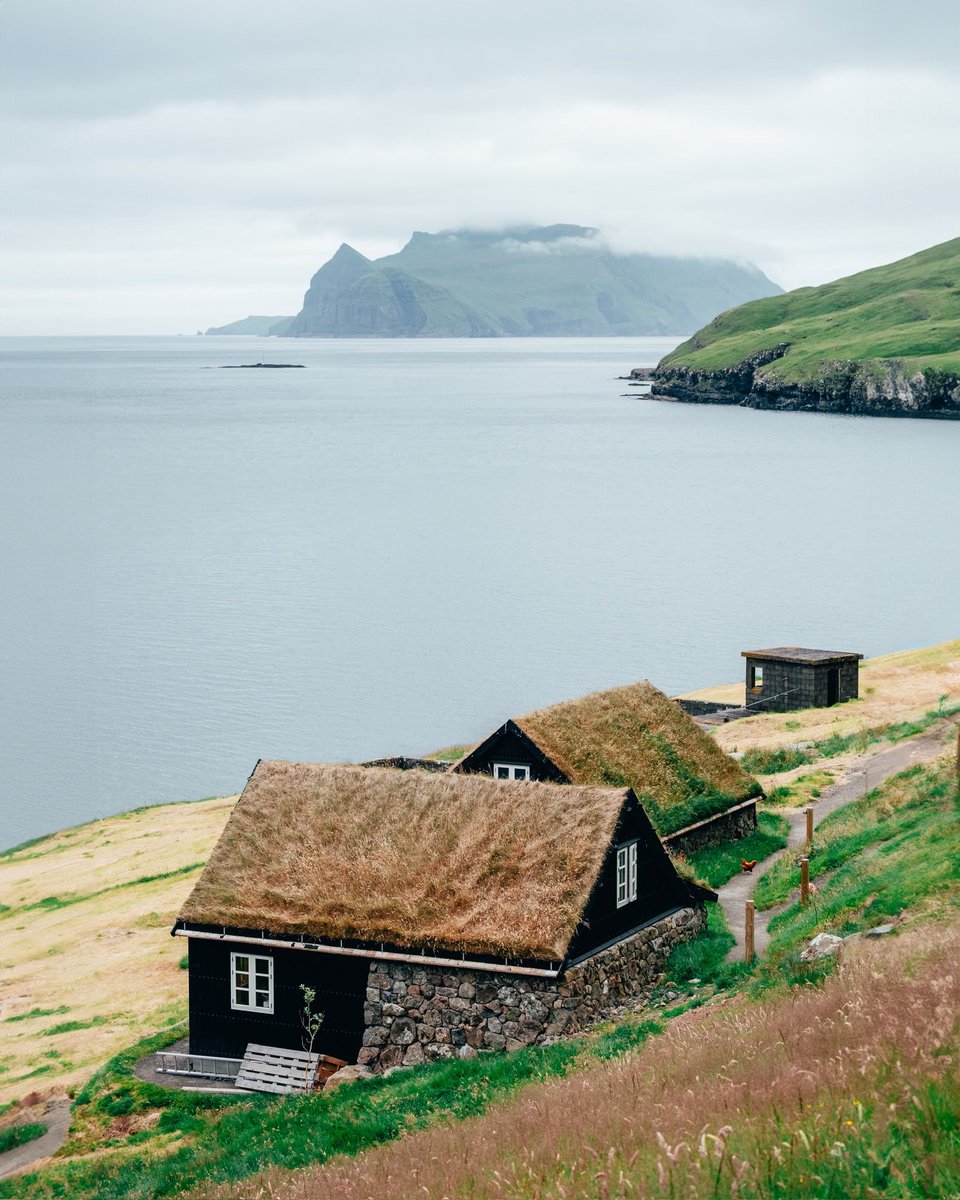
1, 0, 958, 332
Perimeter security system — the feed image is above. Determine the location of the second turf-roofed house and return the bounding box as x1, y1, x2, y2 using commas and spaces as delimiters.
453, 680, 762, 853
174, 762, 713, 1071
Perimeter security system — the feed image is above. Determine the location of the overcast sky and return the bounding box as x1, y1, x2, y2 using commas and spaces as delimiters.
1, 0, 958, 334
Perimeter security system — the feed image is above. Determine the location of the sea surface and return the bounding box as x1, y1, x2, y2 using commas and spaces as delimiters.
1, 335, 957, 848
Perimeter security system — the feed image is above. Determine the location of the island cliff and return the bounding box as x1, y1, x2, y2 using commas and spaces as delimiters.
282, 225, 781, 338
651, 238, 960, 419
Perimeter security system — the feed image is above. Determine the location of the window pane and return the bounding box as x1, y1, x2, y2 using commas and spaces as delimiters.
255, 991, 270, 1008
235, 988, 248, 1006
234, 956, 249, 972
516, 767, 529, 780
235, 972, 249, 989
496, 766, 509, 779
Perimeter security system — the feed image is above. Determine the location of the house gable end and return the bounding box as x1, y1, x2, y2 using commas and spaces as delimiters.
565, 790, 692, 962
453, 720, 568, 783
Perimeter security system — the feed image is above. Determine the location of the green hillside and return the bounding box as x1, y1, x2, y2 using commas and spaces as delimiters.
283, 225, 781, 337
659, 237, 960, 382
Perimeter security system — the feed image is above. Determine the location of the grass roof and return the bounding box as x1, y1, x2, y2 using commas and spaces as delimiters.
178, 762, 630, 961
513, 680, 760, 837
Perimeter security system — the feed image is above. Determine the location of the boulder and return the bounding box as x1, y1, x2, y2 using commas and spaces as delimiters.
323, 1064, 373, 1092
800, 933, 845, 962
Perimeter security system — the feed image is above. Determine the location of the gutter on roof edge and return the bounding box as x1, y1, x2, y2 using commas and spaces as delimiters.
173, 926, 561, 979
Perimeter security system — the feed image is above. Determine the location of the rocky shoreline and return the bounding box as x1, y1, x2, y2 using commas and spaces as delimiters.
651, 348, 960, 418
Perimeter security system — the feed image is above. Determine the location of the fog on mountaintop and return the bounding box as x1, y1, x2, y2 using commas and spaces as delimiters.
210, 224, 781, 338
0, 0, 958, 332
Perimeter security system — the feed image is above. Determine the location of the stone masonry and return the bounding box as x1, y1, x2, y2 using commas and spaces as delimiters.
357, 906, 705, 1072
663, 800, 758, 857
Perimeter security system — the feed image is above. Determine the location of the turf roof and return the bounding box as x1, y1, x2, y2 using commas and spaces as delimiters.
178, 762, 632, 961
510, 680, 760, 837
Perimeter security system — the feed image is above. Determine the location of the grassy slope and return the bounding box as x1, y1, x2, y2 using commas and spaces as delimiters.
3, 645, 958, 1197
0, 797, 235, 1105
659, 236, 960, 382
202, 756, 960, 1200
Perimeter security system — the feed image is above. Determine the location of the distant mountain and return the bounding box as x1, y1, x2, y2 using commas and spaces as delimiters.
282, 225, 781, 338
205, 315, 294, 336
652, 237, 960, 418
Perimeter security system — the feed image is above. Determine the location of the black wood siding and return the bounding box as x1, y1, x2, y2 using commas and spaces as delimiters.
455, 722, 567, 782
565, 792, 691, 961
187, 938, 368, 1061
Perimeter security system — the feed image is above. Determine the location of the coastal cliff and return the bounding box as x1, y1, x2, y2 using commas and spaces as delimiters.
281, 225, 781, 338
654, 350, 960, 418
651, 237, 960, 419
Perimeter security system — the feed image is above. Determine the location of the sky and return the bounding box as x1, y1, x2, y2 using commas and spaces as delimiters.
1, 0, 958, 334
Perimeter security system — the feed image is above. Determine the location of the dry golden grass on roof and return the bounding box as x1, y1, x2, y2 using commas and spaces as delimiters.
514, 680, 759, 834
178, 763, 627, 961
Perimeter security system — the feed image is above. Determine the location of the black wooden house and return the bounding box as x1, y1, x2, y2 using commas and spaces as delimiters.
452, 680, 761, 849
173, 762, 712, 1070
742, 647, 864, 712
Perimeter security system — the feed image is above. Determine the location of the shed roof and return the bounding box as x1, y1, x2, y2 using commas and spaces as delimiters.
742, 647, 864, 665
178, 762, 635, 961
488, 680, 760, 837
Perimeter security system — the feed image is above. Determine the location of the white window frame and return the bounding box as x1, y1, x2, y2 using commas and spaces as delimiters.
616, 841, 639, 908
230, 951, 274, 1014
492, 762, 531, 781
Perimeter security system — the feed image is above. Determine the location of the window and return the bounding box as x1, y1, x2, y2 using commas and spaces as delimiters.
751, 665, 764, 688
493, 763, 531, 781
616, 841, 638, 907
230, 952, 274, 1014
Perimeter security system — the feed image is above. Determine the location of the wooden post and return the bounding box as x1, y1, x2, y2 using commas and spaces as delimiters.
805, 806, 814, 847
744, 900, 755, 963
800, 857, 810, 906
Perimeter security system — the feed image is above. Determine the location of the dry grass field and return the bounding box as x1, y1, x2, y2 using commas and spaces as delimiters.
0, 796, 235, 1106
681, 639, 960, 755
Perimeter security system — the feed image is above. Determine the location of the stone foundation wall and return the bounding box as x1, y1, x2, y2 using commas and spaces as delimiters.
664, 800, 758, 856
357, 906, 705, 1072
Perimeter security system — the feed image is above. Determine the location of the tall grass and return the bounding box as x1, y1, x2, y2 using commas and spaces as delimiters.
214, 923, 960, 1200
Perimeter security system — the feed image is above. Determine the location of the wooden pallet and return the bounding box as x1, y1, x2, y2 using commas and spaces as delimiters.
235, 1044, 322, 1095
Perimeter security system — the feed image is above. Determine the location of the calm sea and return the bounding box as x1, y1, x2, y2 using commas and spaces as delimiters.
1, 335, 957, 848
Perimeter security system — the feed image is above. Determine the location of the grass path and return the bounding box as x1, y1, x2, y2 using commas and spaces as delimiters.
718, 719, 958, 959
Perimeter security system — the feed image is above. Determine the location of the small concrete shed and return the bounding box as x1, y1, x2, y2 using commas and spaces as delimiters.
742, 647, 864, 712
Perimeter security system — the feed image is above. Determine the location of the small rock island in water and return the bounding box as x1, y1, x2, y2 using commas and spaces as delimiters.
220, 362, 305, 368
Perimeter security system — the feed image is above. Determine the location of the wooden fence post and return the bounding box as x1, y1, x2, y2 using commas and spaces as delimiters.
800, 857, 810, 906
805, 806, 814, 847
744, 900, 755, 963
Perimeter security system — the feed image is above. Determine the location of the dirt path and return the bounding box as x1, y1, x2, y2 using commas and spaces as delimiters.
0, 1095, 71, 1180
720, 722, 957, 961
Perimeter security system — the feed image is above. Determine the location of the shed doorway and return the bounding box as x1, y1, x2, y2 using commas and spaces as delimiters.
827, 668, 840, 706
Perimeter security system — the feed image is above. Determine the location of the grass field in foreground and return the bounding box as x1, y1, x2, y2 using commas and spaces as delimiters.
6, 752, 958, 1198
212, 921, 960, 1200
